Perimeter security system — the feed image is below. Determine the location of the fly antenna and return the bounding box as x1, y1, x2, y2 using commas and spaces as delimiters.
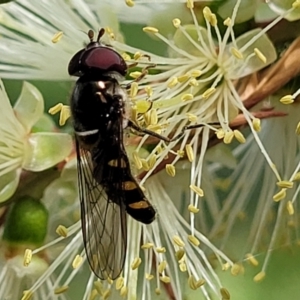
88, 29, 94, 42
97, 28, 105, 42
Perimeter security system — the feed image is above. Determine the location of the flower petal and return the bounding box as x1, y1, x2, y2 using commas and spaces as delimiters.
13, 82, 44, 132
23, 132, 72, 171
217, 0, 257, 23
173, 24, 209, 56
229, 28, 277, 79
0, 169, 20, 203
268, 0, 300, 21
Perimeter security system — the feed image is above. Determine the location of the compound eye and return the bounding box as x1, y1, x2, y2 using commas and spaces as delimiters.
68, 49, 85, 76
82, 47, 127, 76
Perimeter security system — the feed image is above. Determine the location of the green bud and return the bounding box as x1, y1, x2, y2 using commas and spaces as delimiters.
2, 196, 48, 246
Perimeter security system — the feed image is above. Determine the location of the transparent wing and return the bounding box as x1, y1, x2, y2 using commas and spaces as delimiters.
76, 140, 127, 280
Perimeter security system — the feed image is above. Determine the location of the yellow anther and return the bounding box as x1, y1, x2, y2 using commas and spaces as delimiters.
130, 82, 139, 98
190, 184, 204, 197
173, 235, 185, 247
89, 289, 98, 300
54, 286, 69, 294
143, 26, 159, 33
144, 85, 153, 97
107, 277, 113, 285
190, 70, 202, 77
188, 275, 197, 290
276, 180, 293, 189
120, 286, 128, 297
254, 48, 267, 63
102, 289, 111, 300
145, 273, 154, 280
202, 87, 216, 99
186, 0, 194, 9
72, 255, 83, 269
177, 149, 185, 157
177, 74, 190, 83
234, 130, 246, 143
185, 144, 194, 162
188, 235, 200, 246
273, 189, 286, 202
216, 128, 225, 139
141, 158, 150, 171
293, 172, 300, 181
287, 201, 294, 215
59, 105, 71, 126
131, 257, 142, 270
253, 271, 266, 282
52, 31, 63, 43
231, 264, 244, 276
175, 249, 185, 261
122, 53, 131, 61
223, 17, 231, 26
179, 261, 187, 272
230, 47, 243, 59
125, 0, 135, 7
150, 109, 158, 125
181, 93, 194, 101
203, 7, 212, 20
148, 154, 157, 169
210, 14, 218, 26
56, 225, 68, 238
222, 262, 230, 271
196, 279, 206, 288
166, 164, 176, 177
280, 95, 294, 104
21, 290, 33, 300
133, 51, 142, 60
129, 71, 142, 79
245, 253, 259, 266
116, 277, 124, 290
132, 152, 142, 170
186, 113, 198, 122
189, 78, 199, 87
167, 77, 178, 88
48, 103, 63, 115
136, 99, 151, 113
220, 287, 230, 300
156, 247, 166, 253
173, 18, 181, 28
23, 249, 32, 267
93, 281, 103, 295
160, 276, 171, 283
141, 243, 154, 249
223, 131, 234, 144
252, 118, 261, 132
158, 260, 167, 273
188, 204, 199, 213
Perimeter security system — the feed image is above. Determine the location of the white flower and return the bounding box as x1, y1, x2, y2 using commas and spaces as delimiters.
0, 80, 72, 202
0, 0, 123, 80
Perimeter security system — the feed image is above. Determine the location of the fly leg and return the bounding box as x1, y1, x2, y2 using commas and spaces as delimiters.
125, 64, 156, 89
128, 120, 220, 143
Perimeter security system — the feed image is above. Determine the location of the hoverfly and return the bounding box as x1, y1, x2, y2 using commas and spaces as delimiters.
68, 29, 156, 280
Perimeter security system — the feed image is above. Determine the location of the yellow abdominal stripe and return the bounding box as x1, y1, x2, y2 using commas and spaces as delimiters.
128, 200, 150, 209
108, 158, 127, 168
